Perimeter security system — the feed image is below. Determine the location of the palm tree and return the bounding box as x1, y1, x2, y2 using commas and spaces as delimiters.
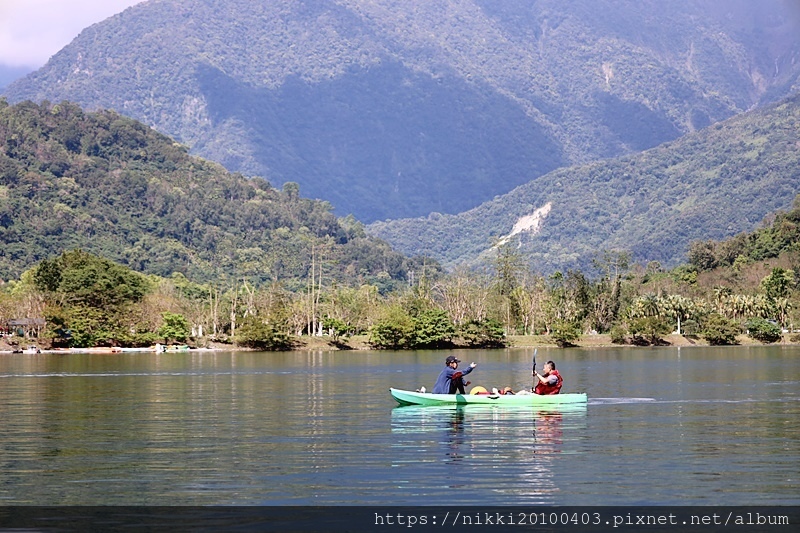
713, 286, 732, 315
662, 294, 693, 335
773, 298, 791, 328
628, 295, 657, 319
642, 294, 661, 317
729, 294, 746, 321
753, 294, 771, 319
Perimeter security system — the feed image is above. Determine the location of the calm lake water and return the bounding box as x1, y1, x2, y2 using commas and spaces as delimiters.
0, 345, 798, 506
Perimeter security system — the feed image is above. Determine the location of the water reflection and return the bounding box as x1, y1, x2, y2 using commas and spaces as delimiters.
532, 411, 563, 454
446, 407, 465, 465
1, 347, 797, 505
390, 404, 588, 496
389, 406, 471, 465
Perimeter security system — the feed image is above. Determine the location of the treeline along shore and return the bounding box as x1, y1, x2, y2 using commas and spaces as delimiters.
2, 196, 799, 352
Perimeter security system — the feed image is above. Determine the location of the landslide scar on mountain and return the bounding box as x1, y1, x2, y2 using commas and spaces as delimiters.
495, 202, 552, 247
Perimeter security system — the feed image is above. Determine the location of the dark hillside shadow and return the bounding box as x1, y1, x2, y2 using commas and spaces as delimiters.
196, 62, 566, 222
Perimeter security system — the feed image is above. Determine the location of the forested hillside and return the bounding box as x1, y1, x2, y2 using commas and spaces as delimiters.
5, 0, 799, 222
369, 92, 800, 272
0, 99, 424, 287
689, 195, 800, 275
3, 197, 797, 351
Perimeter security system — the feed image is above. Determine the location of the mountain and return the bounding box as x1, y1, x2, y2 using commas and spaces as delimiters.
0, 66, 33, 93
4, 0, 800, 222
0, 99, 422, 287
368, 92, 800, 273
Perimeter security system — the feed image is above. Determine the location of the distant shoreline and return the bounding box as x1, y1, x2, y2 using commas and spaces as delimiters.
2, 333, 795, 355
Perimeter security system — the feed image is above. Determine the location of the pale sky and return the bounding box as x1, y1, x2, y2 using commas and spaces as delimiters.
0, 0, 145, 68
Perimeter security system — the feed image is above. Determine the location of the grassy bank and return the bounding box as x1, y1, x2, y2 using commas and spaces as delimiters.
286, 333, 793, 351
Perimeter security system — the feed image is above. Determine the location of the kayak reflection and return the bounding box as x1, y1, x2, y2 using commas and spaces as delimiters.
390, 404, 587, 458
533, 410, 564, 454
389, 404, 587, 498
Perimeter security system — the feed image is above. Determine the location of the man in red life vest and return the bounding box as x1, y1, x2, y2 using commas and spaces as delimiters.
533, 360, 563, 395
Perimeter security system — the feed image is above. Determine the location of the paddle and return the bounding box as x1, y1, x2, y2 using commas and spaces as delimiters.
532, 348, 538, 391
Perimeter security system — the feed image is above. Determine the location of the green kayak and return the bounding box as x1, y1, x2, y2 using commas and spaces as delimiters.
390, 387, 588, 407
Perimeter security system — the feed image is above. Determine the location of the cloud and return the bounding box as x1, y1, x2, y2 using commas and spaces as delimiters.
0, 0, 144, 68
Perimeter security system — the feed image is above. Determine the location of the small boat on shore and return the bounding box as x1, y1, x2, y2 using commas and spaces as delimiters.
390, 387, 588, 407
156, 344, 189, 353
165, 344, 189, 352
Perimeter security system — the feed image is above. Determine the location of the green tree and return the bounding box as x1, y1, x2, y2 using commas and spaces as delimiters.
701, 313, 739, 345
33, 250, 149, 310
369, 305, 414, 349
609, 324, 627, 344
158, 312, 190, 343
412, 308, 455, 348
457, 318, 506, 348
235, 316, 293, 350
322, 316, 349, 342
30, 251, 151, 347
57, 305, 119, 348
744, 317, 782, 343
671, 264, 698, 285
761, 268, 794, 301
688, 240, 717, 271
549, 320, 581, 348
628, 316, 672, 345
32, 257, 63, 293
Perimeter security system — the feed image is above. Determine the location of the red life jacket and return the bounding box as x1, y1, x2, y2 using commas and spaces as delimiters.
534, 369, 563, 395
